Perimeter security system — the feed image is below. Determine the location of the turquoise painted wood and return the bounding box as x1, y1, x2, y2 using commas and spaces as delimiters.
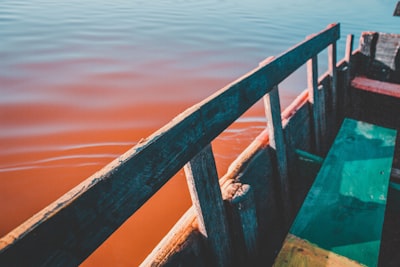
290, 118, 396, 266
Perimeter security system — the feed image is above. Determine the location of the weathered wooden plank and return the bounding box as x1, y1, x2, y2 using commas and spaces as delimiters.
0, 23, 340, 266
225, 147, 282, 266
318, 82, 328, 153
345, 34, 354, 65
375, 33, 400, 71
274, 234, 364, 267
307, 55, 321, 154
282, 91, 315, 215
343, 34, 354, 113
351, 76, 400, 98
282, 89, 309, 127
184, 145, 232, 266
144, 85, 315, 266
228, 184, 258, 265
140, 207, 203, 267
359, 31, 378, 58
264, 86, 291, 224
276, 118, 397, 267
359, 31, 400, 83
329, 40, 338, 125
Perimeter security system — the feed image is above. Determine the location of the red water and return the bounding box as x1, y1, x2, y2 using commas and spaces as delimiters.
1, 61, 268, 265
1, 79, 267, 266
1, 0, 398, 265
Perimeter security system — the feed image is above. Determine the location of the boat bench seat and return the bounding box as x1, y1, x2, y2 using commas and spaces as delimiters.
273, 118, 397, 266
351, 76, 400, 99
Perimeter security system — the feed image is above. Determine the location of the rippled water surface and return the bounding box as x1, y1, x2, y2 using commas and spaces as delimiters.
0, 0, 398, 265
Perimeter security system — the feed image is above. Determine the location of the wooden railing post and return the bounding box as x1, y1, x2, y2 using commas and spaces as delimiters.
344, 34, 354, 109
329, 40, 338, 126
307, 55, 322, 155
263, 85, 292, 226
229, 184, 258, 265
184, 144, 232, 266
345, 35, 354, 66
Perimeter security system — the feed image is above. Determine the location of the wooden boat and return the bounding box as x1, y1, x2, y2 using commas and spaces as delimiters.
1, 23, 400, 266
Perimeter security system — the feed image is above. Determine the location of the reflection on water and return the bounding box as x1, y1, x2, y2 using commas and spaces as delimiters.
0, 0, 398, 265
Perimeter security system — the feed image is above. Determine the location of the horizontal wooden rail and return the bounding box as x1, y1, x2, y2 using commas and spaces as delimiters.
0, 23, 340, 266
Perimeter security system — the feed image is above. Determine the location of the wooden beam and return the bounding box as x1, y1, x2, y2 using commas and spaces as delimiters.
229, 184, 258, 265
344, 34, 354, 112
351, 76, 400, 98
143, 89, 318, 266
140, 207, 198, 266
329, 40, 338, 125
264, 86, 292, 224
184, 145, 232, 266
0, 23, 340, 266
345, 34, 354, 64
308, 55, 322, 154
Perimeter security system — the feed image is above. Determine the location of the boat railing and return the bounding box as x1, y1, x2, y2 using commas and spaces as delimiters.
0, 23, 342, 266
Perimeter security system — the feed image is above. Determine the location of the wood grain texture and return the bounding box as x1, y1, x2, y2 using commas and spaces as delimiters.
345, 34, 354, 65
351, 76, 400, 98
344, 34, 354, 114
140, 207, 204, 267
0, 23, 340, 266
358, 31, 400, 83
264, 86, 291, 224
228, 184, 258, 265
273, 234, 364, 267
184, 145, 232, 266
283, 101, 315, 215
289, 118, 396, 267
329, 41, 338, 125
374, 33, 400, 71
318, 82, 328, 153
144, 79, 317, 266
308, 56, 321, 154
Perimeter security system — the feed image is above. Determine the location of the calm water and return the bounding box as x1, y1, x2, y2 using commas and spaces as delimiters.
0, 0, 398, 265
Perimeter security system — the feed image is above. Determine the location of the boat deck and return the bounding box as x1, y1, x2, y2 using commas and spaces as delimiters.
274, 118, 396, 266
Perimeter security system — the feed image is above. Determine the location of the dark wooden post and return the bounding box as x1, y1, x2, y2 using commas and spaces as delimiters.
345, 35, 354, 65
344, 34, 354, 113
231, 184, 258, 264
184, 144, 232, 266
264, 86, 292, 225
260, 57, 291, 225
329, 40, 338, 126
307, 55, 322, 155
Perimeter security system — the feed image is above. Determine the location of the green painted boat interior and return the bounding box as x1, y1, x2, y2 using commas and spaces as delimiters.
288, 118, 397, 266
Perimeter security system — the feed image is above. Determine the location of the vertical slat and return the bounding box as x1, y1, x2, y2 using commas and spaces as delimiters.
184, 144, 232, 266
329, 41, 338, 125
345, 34, 354, 64
344, 34, 354, 114
229, 183, 259, 265
264, 85, 292, 225
317, 83, 328, 153
307, 55, 321, 155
